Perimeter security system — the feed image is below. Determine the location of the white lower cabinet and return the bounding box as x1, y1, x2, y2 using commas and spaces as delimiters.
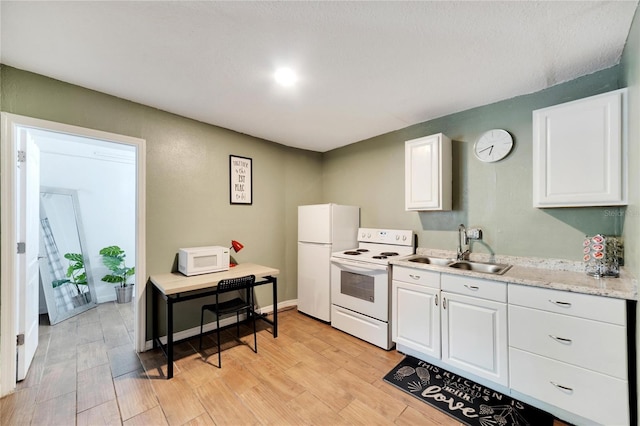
392, 267, 441, 358
392, 267, 508, 388
509, 284, 629, 425
391, 266, 632, 425
441, 275, 508, 387
510, 348, 629, 426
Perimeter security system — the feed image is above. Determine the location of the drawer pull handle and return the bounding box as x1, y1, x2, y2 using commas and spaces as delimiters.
549, 299, 572, 308
550, 381, 574, 393
409, 274, 421, 280
549, 335, 572, 344
464, 285, 479, 291
435, 295, 438, 306
443, 298, 447, 309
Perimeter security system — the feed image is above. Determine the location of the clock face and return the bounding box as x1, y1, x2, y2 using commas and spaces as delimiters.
474, 129, 513, 163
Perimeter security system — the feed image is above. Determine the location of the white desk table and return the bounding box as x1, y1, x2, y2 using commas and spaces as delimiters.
149, 263, 279, 378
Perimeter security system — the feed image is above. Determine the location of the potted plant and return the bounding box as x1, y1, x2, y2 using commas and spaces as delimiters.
99, 245, 135, 303
52, 253, 91, 307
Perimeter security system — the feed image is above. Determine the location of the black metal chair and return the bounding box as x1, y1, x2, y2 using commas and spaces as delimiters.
199, 274, 257, 367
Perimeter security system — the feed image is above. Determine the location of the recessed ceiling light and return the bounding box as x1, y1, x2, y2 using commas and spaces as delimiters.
274, 67, 298, 87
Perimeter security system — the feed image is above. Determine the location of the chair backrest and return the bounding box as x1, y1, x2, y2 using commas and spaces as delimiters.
216, 275, 256, 294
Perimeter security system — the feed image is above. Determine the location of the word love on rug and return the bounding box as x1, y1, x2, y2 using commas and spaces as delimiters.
383, 356, 557, 426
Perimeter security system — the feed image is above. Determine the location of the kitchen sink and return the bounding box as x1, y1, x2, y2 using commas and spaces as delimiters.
406, 255, 511, 275
448, 261, 511, 275
407, 255, 453, 266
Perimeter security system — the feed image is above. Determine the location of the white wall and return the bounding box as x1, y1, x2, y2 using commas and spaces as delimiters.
34, 130, 136, 303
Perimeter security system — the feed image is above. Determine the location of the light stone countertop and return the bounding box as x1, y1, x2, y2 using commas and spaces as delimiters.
390, 248, 637, 300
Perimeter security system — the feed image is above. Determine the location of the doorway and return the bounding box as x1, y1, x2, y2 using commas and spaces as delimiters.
0, 113, 146, 397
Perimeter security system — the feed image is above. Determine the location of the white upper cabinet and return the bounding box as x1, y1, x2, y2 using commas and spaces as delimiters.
405, 133, 452, 211
532, 89, 627, 207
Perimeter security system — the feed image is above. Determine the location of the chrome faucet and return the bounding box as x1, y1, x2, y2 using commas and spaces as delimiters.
457, 224, 470, 260
457, 224, 483, 260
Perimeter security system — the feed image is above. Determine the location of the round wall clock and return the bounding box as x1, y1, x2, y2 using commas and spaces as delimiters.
474, 129, 514, 163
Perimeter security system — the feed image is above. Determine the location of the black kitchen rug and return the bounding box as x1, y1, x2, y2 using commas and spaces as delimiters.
383, 356, 557, 426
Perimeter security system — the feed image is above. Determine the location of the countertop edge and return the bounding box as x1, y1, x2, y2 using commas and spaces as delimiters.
390, 254, 637, 301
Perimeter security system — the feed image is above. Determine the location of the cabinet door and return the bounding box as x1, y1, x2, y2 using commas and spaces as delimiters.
297, 242, 332, 322
392, 280, 440, 358
533, 89, 627, 207
441, 291, 508, 386
405, 133, 451, 211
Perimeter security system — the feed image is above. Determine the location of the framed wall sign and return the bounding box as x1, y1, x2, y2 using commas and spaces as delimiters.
229, 155, 252, 205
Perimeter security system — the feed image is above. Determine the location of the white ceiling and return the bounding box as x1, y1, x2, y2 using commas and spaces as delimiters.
1, 1, 637, 152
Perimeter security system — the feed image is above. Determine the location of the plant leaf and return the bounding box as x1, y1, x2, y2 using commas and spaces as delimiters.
102, 256, 123, 270
99, 246, 124, 257
52, 279, 70, 288
64, 253, 84, 262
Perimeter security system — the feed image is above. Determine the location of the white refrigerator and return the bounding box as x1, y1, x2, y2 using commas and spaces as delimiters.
297, 204, 359, 322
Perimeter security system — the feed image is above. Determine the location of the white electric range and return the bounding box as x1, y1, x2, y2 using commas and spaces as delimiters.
330, 228, 414, 349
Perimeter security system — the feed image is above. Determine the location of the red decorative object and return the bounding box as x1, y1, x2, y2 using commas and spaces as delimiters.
230, 240, 244, 253
229, 240, 244, 267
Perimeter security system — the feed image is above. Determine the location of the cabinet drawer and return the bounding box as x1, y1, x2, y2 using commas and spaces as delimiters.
508, 284, 626, 325
393, 266, 440, 289
510, 348, 629, 426
509, 305, 627, 379
441, 274, 506, 302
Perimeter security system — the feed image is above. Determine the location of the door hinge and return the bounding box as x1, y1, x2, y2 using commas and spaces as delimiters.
17, 242, 26, 254
17, 334, 25, 346
17, 150, 26, 163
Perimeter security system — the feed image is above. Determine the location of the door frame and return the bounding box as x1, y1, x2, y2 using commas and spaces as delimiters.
0, 113, 147, 397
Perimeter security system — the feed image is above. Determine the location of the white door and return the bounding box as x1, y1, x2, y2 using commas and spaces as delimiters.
298, 204, 332, 244
16, 131, 40, 381
297, 242, 333, 321
1, 113, 146, 398
392, 280, 440, 358
532, 89, 626, 207
330, 259, 389, 321
441, 291, 508, 387
405, 134, 452, 211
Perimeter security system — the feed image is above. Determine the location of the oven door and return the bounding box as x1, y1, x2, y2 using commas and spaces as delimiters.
330, 258, 389, 322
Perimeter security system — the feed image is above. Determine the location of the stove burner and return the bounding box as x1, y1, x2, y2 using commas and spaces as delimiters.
380, 252, 399, 257
356, 249, 369, 252
344, 251, 361, 255
373, 255, 387, 259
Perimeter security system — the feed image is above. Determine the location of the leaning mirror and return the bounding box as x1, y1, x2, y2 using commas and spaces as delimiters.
39, 187, 97, 324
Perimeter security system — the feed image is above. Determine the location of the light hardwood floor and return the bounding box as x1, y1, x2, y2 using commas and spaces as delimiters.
1, 302, 563, 425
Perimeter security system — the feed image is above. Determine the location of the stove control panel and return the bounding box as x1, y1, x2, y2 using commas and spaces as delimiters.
358, 228, 414, 246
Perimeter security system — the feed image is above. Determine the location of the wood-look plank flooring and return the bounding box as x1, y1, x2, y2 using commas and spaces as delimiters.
1, 302, 566, 425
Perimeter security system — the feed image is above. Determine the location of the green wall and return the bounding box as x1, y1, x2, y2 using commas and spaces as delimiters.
0, 65, 323, 335
1, 50, 636, 338
323, 67, 626, 261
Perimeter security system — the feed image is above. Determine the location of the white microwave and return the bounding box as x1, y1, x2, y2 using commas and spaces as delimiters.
178, 246, 230, 276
